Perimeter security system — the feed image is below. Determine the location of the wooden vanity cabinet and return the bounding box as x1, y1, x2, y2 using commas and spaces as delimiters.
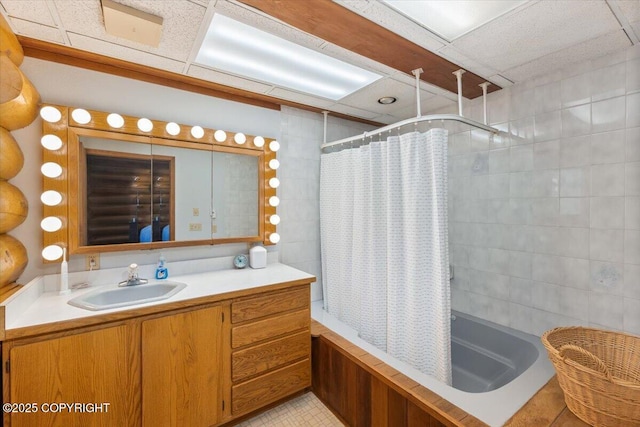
230, 285, 311, 416
1, 281, 312, 427
3, 323, 139, 427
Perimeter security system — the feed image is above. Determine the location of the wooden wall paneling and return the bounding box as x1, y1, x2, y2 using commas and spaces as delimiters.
355, 364, 372, 427
388, 387, 408, 426
370, 375, 389, 427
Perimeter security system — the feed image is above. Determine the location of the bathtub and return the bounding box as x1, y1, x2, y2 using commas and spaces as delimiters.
311, 301, 555, 426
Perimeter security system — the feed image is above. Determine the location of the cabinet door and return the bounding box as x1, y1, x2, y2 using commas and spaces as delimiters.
7, 324, 138, 427
141, 305, 224, 427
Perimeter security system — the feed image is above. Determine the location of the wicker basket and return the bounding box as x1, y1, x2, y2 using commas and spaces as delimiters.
541, 327, 640, 426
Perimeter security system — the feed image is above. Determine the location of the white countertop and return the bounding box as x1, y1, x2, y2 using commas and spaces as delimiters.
4, 263, 315, 332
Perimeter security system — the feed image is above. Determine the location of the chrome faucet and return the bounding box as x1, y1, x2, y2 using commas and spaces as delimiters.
118, 263, 149, 287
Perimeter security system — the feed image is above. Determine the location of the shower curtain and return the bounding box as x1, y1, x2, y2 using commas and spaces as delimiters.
320, 129, 451, 385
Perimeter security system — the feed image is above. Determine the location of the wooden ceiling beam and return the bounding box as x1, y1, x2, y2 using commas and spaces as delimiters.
17, 36, 384, 127
238, 0, 500, 99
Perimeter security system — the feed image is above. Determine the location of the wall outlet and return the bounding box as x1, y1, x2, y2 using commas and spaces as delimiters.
189, 223, 202, 231
211, 224, 217, 233
193, 207, 199, 216
86, 254, 100, 270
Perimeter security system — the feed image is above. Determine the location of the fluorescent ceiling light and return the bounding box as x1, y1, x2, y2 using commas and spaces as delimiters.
382, 0, 527, 41
195, 14, 382, 100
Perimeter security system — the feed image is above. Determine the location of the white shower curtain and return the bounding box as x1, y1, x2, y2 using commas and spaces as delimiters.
320, 129, 451, 384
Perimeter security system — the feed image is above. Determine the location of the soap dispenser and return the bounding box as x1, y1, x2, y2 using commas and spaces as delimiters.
249, 245, 267, 269
155, 254, 168, 279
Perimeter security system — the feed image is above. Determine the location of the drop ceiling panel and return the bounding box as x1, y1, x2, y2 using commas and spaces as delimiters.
435, 46, 499, 81
618, 0, 640, 23
422, 96, 458, 114
333, 0, 374, 12
67, 32, 186, 73
342, 0, 446, 52
338, 77, 431, 114
54, 0, 206, 61
8, 18, 64, 44
327, 103, 382, 120
391, 94, 453, 120
1, 0, 56, 26
449, 0, 622, 73
266, 87, 335, 109
503, 30, 631, 82
188, 64, 274, 94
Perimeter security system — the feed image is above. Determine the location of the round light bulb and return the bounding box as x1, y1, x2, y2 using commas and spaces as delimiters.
269, 177, 280, 188
269, 196, 280, 207
269, 159, 280, 170
137, 118, 153, 132
41, 134, 63, 150
269, 214, 280, 225
107, 113, 124, 128
191, 126, 204, 139
253, 136, 265, 147
40, 106, 61, 123
269, 140, 280, 152
42, 244, 64, 261
41, 216, 63, 232
71, 108, 91, 124
41, 190, 63, 206
41, 162, 63, 178
269, 233, 280, 244
234, 133, 246, 144
214, 130, 227, 142
166, 122, 180, 136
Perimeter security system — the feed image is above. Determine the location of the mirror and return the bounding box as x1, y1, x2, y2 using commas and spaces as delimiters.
41, 105, 278, 259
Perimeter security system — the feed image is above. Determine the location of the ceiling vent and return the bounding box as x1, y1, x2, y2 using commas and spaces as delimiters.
102, 0, 163, 47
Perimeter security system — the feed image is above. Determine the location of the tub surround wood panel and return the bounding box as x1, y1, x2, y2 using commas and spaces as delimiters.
505, 377, 589, 427
311, 321, 487, 427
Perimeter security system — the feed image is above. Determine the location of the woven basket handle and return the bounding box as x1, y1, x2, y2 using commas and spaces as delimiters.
558, 344, 613, 381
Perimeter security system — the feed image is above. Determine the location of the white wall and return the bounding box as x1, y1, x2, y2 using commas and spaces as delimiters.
443, 44, 640, 336
10, 58, 280, 281
278, 106, 375, 301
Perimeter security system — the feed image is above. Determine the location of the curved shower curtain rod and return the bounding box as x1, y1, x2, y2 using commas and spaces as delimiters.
321, 68, 500, 151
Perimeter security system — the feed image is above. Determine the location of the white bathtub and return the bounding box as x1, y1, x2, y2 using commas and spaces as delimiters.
311, 301, 555, 426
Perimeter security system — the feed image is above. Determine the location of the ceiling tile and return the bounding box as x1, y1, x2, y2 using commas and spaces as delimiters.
326, 103, 381, 120
388, 93, 446, 120
1, 0, 56, 26
67, 32, 185, 73
369, 114, 399, 125
435, 46, 499, 80
54, 0, 206, 61
486, 74, 515, 88
450, 0, 621, 72
333, 0, 374, 12
187, 65, 273, 94
348, 0, 446, 52
617, 0, 640, 24
8, 18, 64, 44
502, 30, 631, 82
266, 87, 335, 109
338, 77, 433, 115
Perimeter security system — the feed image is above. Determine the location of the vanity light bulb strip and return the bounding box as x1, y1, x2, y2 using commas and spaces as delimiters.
40, 104, 68, 263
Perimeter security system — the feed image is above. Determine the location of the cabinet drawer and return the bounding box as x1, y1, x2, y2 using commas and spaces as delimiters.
232, 308, 309, 348
232, 358, 311, 415
232, 330, 310, 382
231, 286, 309, 323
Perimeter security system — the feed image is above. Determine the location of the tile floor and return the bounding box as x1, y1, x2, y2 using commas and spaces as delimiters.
236, 392, 343, 426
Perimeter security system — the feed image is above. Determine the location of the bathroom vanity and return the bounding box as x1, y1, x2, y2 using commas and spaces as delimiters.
0, 263, 314, 427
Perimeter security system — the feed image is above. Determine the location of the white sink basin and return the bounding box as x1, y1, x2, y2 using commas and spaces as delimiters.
68, 281, 187, 311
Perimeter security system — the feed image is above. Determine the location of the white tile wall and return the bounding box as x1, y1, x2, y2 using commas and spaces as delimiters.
278, 107, 374, 301
448, 44, 640, 336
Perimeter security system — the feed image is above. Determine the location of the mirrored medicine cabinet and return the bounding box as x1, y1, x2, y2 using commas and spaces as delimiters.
40, 105, 280, 262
